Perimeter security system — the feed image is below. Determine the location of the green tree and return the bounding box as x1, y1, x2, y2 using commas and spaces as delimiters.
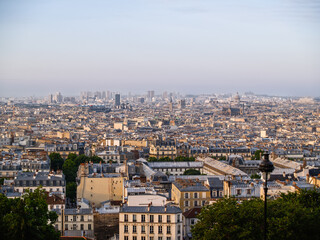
250, 173, 261, 179
192, 189, 320, 240
251, 150, 264, 160
175, 156, 195, 162
0, 188, 60, 240
183, 169, 201, 175
66, 153, 77, 161
90, 155, 103, 163
66, 182, 77, 202
74, 154, 90, 167
49, 152, 64, 171
148, 157, 158, 162
62, 158, 77, 182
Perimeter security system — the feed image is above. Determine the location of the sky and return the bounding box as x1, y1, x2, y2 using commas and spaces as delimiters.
0, 0, 319, 97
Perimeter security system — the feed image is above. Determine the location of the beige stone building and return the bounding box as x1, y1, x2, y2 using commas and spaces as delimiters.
119, 204, 183, 240
77, 163, 124, 207
171, 178, 210, 212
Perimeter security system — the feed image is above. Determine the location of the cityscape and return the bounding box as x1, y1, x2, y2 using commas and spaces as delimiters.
1, 0, 320, 240
0, 91, 319, 239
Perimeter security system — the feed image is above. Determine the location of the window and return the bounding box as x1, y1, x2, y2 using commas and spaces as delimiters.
212, 191, 217, 197
237, 189, 242, 195
73, 224, 77, 230
124, 214, 128, 222
150, 226, 154, 234
194, 192, 198, 198
202, 200, 206, 206
202, 192, 206, 198
141, 214, 145, 222
80, 215, 84, 221
167, 226, 171, 234
80, 224, 84, 230
194, 201, 198, 206
191, 219, 195, 225
158, 237, 163, 240
166, 237, 171, 240
133, 214, 137, 222
88, 224, 91, 230
141, 225, 145, 233
133, 225, 137, 233
65, 224, 68, 230
141, 237, 146, 240
158, 226, 162, 234
150, 237, 154, 240
65, 216, 68, 222
124, 237, 128, 240
247, 189, 251, 195
158, 215, 162, 223
150, 215, 154, 223
167, 215, 171, 223
73, 216, 76, 222
178, 225, 181, 234
133, 237, 137, 240
177, 214, 180, 222
184, 193, 189, 199
124, 225, 128, 233
184, 201, 189, 207
219, 191, 223, 197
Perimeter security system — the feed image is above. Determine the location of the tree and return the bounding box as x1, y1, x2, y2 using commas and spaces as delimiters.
62, 159, 77, 182
66, 153, 77, 161
66, 182, 77, 202
74, 154, 90, 167
0, 188, 60, 240
191, 189, 320, 240
250, 173, 261, 179
183, 169, 201, 175
148, 157, 158, 162
90, 155, 103, 163
49, 152, 64, 171
251, 150, 264, 160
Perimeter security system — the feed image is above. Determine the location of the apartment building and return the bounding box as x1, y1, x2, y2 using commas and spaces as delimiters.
53, 208, 94, 238
119, 204, 183, 240
171, 178, 210, 212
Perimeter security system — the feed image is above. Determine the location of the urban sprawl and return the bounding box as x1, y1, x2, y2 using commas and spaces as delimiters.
1, 91, 320, 240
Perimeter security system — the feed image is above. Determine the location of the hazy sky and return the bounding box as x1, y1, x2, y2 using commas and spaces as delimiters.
0, 0, 319, 97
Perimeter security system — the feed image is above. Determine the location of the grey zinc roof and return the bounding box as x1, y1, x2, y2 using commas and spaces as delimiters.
148, 161, 203, 168
120, 205, 182, 214
53, 208, 93, 215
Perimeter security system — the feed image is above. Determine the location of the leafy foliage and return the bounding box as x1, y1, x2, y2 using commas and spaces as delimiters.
191, 189, 320, 240
250, 173, 261, 179
49, 152, 64, 171
0, 188, 60, 240
251, 150, 264, 160
183, 169, 201, 175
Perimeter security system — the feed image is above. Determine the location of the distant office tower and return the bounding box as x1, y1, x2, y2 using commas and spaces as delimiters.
48, 94, 53, 103
179, 99, 186, 109
162, 91, 168, 100
53, 92, 63, 103
148, 90, 155, 100
102, 91, 106, 100
107, 91, 111, 100
138, 97, 145, 104
115, 94, 121, 106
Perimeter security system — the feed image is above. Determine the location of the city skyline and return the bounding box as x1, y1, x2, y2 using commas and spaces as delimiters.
1, 0, 320, 97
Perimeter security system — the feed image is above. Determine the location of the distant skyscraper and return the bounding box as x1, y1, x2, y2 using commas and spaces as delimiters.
115, 94, 120, 106
179, 99, 186, 109
148, 90, 155, 101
